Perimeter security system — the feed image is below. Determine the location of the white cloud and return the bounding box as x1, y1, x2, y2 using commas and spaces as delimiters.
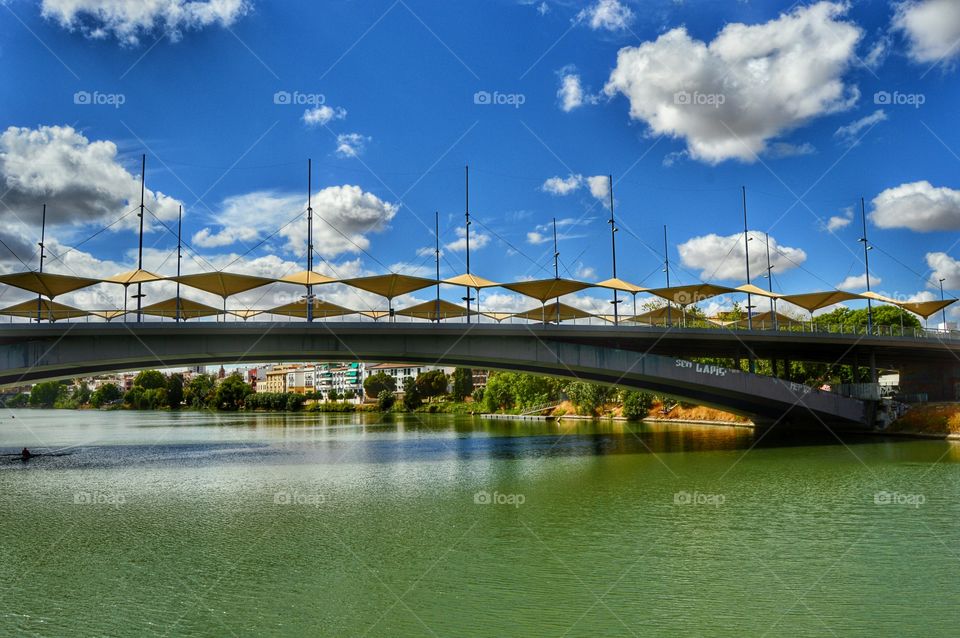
336, 133, 370, 158
577, 0, 634, 31
926, 252, 960, 288
302, 105, 347, 127
526, 231, 549, 245
837, 273, 880, 290
603, 2, 861, 163
526, 217, 593, 245
537, 2, 549, 16
893, 0, 960, 64
587, 175, 609, 201
541, 174, 583, 195
677, 231, 807, 281
444, 226, 489, 252
871, 181, 960, 231
558, 73, 585, 112
191, 185, 397, 258
823, 207, 854, 232
834, 109, 887, 145
40, 0, 249, 45
0, 125, 181, 258
864, 36, 890, 69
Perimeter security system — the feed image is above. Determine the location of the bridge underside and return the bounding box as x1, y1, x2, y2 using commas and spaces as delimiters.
0, 323, 869, 426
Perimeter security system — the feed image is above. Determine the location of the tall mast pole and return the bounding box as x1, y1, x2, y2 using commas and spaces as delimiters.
742, 186, 753, 331
37, 204, 46, 323
435, 211, 441, 323
136, 154, 145, 322
464, 165, 472, 323
307, 159, 314, 323
861, 197, 873, 335
765, 232, 776, 330
608, 174, 620, 326
940, 278, 948, 330
663, 225, 672, 327
553, 218, 560, 323
176, 205, 182, 322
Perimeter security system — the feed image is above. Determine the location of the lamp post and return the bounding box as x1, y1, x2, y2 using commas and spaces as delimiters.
940, 277, 948, 330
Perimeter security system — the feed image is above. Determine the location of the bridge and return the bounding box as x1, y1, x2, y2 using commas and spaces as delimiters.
5, 321, 954, 428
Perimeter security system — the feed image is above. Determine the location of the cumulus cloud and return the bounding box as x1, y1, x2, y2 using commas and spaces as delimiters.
837, 273, 880, 290
893, 0, 960, 64
0, 125, 182, 258
556, 68, 600, 112
926, 252, 960, 288
871, 181, 960, 231
586, 175, 610, 202
336, 133, 370, 158
444, 226, 490, 252
677, 231, 807, 281
303, 105, 347, 127
823, 207, 854, 232
542, 174, 583, 195
603, 2, 861, 163
834, 109, 887, 145
576, 0, 633, 31
191, 185, 397, 258
40, 0, 249, 45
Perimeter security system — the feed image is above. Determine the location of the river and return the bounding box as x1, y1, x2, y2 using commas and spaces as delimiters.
1, 409, 958, 636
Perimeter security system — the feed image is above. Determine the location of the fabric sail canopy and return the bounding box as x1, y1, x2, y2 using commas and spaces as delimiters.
502, 278, 591, 302
898, 298, 957, 319
278, 270, 338, 286
647, 284, 737, 306
594, 278, 647, 293
513, 301, 598, 323
140, 298, 222, 319
735, 283, 782, 298
481, 312, 515, 323
626, 306, 678, 325
782, 291, 864, 312
397, 299, 473, 321
0, 299, 89, 320
104, 269, 165, 285
172, 272, 275, 297
266, 299, 354, 319
341, 274, 435, 299
0, 271, 100, 298
90, 309, 128, 321
442, 273, 500, 288
358, 310, 392, 320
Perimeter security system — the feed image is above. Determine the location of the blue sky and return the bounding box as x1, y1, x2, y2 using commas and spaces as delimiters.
1, 0, 960, 317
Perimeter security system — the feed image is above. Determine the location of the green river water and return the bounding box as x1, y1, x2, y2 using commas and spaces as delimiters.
0, 409, 958, 636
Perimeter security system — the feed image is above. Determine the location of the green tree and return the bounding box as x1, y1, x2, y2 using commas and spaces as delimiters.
364, 372, 396, 398
450, 367, 473, 402
123, 386, 145, 409
166, 373, 184, 409
214, 373, 252, 410
415, 370, 448, 401
377, 389, 395, 411
622, 390, 655, 420
90, 383, 122, 408
134, 369, 166, 390
72, 383, 92, 406
30, 381, 65, 408
483, 373, 514, 412
402, 377, 422, 410
566, 382, 614, 416
328, 389, 341, 402
185, 374, 216, 408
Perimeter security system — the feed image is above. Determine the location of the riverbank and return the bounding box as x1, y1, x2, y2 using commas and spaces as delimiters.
886, 402, 960, 439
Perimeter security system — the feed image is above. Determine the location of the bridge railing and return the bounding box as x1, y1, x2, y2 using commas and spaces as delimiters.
3, 311, 957, 340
